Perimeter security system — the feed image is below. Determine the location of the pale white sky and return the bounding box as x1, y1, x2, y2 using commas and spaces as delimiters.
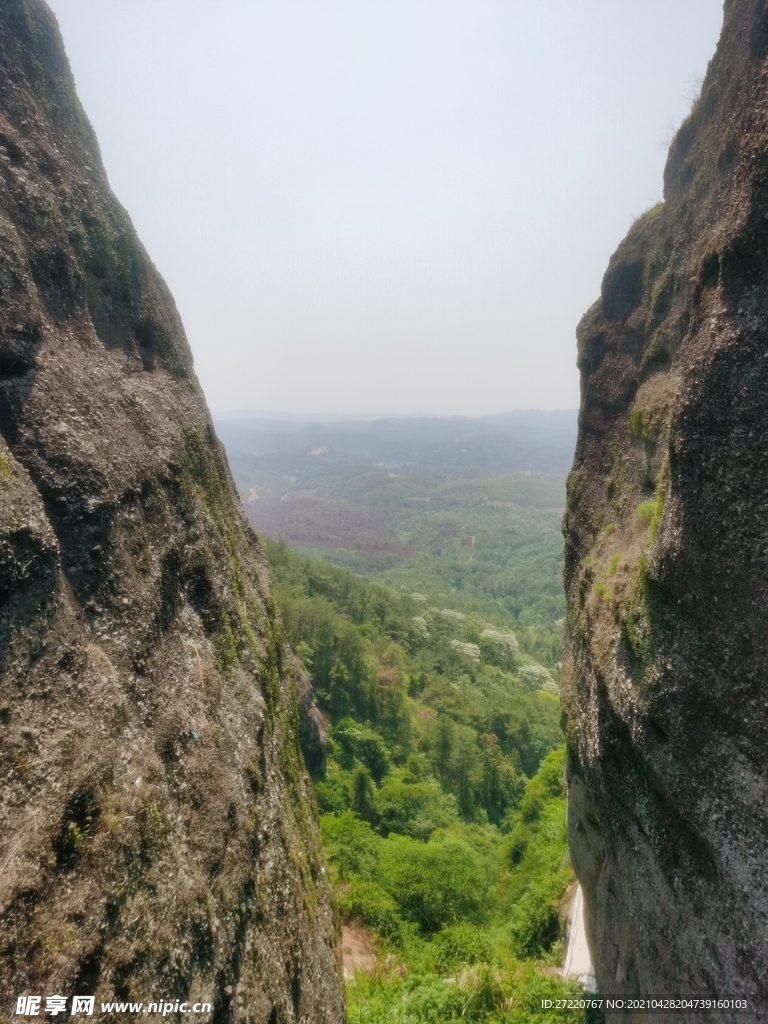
48, 0, 723, 416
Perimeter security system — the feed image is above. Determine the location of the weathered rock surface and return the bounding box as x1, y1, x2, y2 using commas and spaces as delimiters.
0, 1, 343, 1020
291, 657, 326, 782
563, 1, 768, 1018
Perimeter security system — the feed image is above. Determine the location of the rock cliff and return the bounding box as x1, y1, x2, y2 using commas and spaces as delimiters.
563, 0, 768, 1017
0, 1, 344, 1020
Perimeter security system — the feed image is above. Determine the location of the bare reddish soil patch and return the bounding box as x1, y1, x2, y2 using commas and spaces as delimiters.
244, 493, 414, 557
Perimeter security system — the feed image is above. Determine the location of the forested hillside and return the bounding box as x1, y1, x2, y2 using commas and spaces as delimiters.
264, 540, 600, 1023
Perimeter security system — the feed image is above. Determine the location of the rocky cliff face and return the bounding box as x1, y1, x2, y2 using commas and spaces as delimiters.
563, 1, 768, 1017
0, 2, 343, 1020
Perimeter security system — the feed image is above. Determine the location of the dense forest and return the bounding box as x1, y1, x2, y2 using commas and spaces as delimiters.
264, 539, 599, 1023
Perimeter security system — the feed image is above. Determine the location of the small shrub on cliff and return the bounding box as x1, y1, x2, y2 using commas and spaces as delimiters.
320, 810, 380, 880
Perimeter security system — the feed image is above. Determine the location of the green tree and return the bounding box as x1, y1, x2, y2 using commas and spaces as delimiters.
449, 728, 479, 819
351, 765, 377, 822
478, 733, 525, 824
379, 831, 490, 933
433, 715, 455, 785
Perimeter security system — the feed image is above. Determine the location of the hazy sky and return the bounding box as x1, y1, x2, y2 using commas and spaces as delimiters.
48, 1, 723, 416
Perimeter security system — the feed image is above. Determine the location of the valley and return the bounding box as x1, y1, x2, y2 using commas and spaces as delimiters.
218, 415, 601, 1022
217, 412, 575, 674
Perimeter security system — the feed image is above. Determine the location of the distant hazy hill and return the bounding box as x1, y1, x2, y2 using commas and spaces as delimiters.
215, 411, 577, 667
215, 410, 577, 477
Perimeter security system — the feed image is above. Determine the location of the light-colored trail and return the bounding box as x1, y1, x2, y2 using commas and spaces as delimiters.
563, 883, 597, 992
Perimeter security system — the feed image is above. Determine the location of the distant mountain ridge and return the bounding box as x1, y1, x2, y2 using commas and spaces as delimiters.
215, 409, 578, 476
